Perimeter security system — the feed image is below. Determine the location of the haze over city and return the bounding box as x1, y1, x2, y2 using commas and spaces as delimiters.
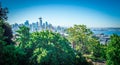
1, 0, 120, 65
1, 0, 120, 27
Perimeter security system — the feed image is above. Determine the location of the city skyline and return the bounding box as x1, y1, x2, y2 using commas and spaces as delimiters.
11, 17, 67, 35
1, 0, 120, 27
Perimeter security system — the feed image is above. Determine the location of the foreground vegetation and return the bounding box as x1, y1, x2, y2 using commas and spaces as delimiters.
0, 4, 120, 65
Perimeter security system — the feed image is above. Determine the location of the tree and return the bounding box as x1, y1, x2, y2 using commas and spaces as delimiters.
106, 34, 120, 65
0, 20, 26, 65
92, 40, 106, 60
0, 3, 8, 21
2, 22, 13, 44
0, 4, 26, 65
0, 20, 6, 45
0, 3, 13, 44
29, 30, 76, 65
15, 25, 31, 65
67, 25, 93, 54
0, 45, 26, 65
16, 25, 30, 49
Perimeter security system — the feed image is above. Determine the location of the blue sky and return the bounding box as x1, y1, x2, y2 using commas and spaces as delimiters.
1, 0, 120, 27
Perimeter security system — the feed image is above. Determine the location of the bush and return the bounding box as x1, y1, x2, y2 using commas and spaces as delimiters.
0, 45, 26, 65
106, 34, 120, 65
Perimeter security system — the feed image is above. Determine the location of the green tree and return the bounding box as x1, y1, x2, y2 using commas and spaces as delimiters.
88, 34, 107, 61
2, 22, 13, 44
16, 25, 30, 49
0, 20, 6, 45
67, 24, 93, 54
0, 45, 26, 65
0, 4, 26, 65
29, 30, 76, 65
15, 25, 31, 65
0, 4, 13, 44
106, 34, 120, 65
0, 3, 8, 20
92, 41, 106, 60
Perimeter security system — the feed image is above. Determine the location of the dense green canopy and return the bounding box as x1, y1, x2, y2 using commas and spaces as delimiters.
106, 34, 120, 65
29, 30, 76, 65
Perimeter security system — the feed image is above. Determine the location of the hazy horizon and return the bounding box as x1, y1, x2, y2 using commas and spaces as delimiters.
1, 0, 120, 27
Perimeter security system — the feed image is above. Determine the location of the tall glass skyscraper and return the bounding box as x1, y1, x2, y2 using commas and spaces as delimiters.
24, 20, 29, 27
39, 17, 42, 28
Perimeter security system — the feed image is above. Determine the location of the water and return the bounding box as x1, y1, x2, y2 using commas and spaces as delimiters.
91, 28, 120, 36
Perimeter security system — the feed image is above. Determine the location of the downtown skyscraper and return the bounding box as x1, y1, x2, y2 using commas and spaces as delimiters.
11, 17, 67, 35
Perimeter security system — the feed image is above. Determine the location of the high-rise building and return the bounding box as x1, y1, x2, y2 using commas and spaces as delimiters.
11, 17, 67, 35
42, 23, 45, 30
45, 21, 48, 29
57, 26, 61, 33
29, 24, 33, 32
32, 23, 36, 32
36, 22, 39, 31
39, 17, 42, 29
24, 20, 29, 27
48, 24, 53, 31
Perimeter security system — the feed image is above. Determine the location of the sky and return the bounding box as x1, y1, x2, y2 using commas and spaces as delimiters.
1, 0, 120, 27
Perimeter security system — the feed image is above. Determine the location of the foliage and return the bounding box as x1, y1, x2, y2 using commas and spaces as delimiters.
106, 34, 120, 65
0, 45, 26, 65
67, 24, 93, 54
15, 26, 89, 65
15, 25, 31, 65
0, 3, 8, 20
88, 35, 107, 61
0, 20, 6, 45
0, 20, 26, 65
67, 24, 107, 62
75, 52, 89, 65
0, 4, 100, 65
0, 4, 13, 44
2, 22, 13, 44
0, 5, 26, 65
16, 25, 30, 49
29, 30, 76, 65
92, 42, 101, 58
100, 44, 107, 60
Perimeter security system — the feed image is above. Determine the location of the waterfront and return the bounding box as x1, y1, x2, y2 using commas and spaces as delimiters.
91, 28, 120, 36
